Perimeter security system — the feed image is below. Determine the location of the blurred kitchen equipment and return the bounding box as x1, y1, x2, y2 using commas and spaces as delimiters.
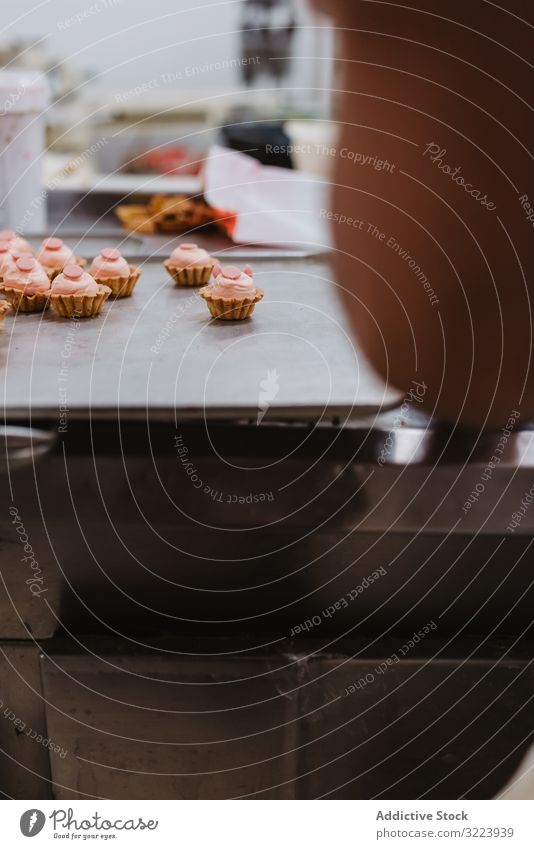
240, 0, 296, 85
0, 70, 49, 234
221, 116, 294, 168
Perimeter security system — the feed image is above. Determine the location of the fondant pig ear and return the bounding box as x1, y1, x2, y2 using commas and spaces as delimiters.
244, 264, 253, 277
212, 264, 222, 278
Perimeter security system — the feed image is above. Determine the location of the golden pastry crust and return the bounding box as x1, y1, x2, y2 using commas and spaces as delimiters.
164, 259, 216, 287
0, 286, 50, 313
199, 286, 263, 320
93, 265, 141, 298
49, 284, 111, 318
0, 299, 12, 323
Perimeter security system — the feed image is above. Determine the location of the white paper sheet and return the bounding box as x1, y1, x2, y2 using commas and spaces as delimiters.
203, 145, 330, 247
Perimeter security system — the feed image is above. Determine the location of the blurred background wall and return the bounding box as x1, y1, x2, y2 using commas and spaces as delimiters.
0, 0, 335, 188
0, 0, 332, 98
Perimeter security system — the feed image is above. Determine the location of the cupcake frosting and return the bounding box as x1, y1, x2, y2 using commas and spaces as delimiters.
90, 247, 130, 279
210, 264, 256, 299
0, 240, 16, 276
168, 243, 211, 268
52, 264, 98, 296
0, 229, 32, 254
37, 237, 74, 270
10, 245, 33, 263
4, 256, 50, 295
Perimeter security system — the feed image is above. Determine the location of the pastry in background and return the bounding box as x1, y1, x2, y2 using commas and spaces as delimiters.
49, 264, 111, 318
115, 194, 223, 235
90, 248, 141, 298
164, 243, 216, 287
200, 264, 263, 320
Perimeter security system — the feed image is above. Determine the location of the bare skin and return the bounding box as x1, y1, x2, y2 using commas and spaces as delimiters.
313, 0, 534, 427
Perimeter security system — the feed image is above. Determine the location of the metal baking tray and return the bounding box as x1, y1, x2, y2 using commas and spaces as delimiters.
0, 257, 401, 422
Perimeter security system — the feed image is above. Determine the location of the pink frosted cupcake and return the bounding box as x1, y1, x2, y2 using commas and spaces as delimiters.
163, 242, 216, 286
0, 240, 16, 281
1, 255, 51, 312
0, 229, 32, 255
90, 247, 141, 298
37, 237, 86, 280
49, 264, 111, 318
200, 264, 263, 320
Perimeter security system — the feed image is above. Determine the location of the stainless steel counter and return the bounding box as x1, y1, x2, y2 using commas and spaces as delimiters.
1, 257, 401, 422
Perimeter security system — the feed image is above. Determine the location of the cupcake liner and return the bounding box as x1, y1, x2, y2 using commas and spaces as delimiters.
45, 256, 87, 281
164, 260, 215, 287
199, 287, 264, 321
49, 284, 111, 318
0, 286, 50, 313
94, 265, 141, 298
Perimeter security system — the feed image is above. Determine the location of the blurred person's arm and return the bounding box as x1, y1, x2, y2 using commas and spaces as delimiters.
313, 0, 534, 427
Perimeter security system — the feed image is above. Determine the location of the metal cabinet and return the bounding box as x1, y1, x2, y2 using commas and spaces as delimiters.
0, 644, 52, 799
40, 641, 534, 799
